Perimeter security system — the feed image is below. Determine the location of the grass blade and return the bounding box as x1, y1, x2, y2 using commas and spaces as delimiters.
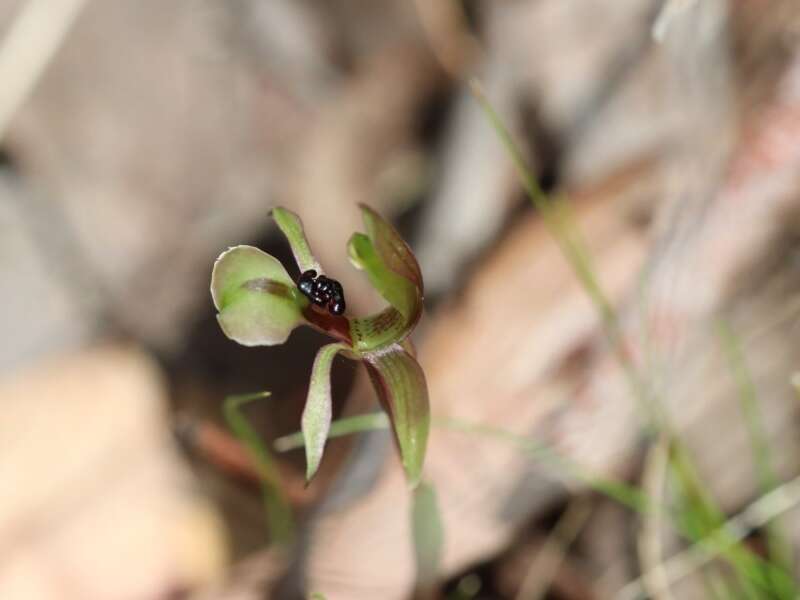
224, 391, 294, 546
469, 78, 795, 596
717, 319, 794, 584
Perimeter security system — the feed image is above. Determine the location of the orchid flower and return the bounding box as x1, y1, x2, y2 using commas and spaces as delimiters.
211, 205, 429, 487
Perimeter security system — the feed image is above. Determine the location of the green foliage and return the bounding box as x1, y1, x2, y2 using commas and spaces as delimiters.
470, 78, 799, 597
211, 84, 800, 599
717, 320, 795, 592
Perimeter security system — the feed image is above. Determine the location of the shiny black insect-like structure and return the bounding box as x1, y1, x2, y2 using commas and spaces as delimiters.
297, 269, 346, 316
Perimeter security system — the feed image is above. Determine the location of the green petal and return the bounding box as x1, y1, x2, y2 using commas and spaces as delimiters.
364, 344, 430, 487
211, 245, 307, 346
349, 306, 410, 353
360, 204, 423, 290
271, 206, 323, 274
302, 342, 352, 481
348, 205, 424, 352
348, 233, 416, 319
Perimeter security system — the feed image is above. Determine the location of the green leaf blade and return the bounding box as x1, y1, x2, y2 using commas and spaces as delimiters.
211, 246, 307, 346
364, 345, 430, 488
302, 342, 351, 481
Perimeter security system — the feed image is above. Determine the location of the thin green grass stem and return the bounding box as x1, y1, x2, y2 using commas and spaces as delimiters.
274, 411, 795, 595
468, 79, 665, 432
468, 80, 796, 596
275, 412, 646, 510
717, 320, 795, 583
224, 392, 295, 546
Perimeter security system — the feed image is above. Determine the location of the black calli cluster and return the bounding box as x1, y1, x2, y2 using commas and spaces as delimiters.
297, 270, 346, 316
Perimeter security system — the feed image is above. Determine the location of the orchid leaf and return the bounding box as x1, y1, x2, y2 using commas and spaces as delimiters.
364, 344, 430, 487
211, 246, 308, 346
302, 342, 352, 481
271, 206, 322, 274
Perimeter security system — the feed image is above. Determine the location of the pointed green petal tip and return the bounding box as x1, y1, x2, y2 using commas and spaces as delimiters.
364, 345, 430, 487
271, 206, 323, 274
358, 204, 423, 291
302, 342, 352, 482
348, 205, 425, 353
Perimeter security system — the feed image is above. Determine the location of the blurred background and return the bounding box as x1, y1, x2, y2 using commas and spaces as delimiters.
3, 0, 800, 598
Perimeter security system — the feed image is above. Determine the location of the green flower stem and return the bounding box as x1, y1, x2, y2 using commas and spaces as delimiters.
412, 481, 444, 595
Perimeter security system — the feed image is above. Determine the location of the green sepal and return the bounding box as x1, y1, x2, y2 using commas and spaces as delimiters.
211, 245, 308, 346
271, 206, 322, 274
364, 344, 430, 488
360, 204, 423, 289
347, 205, 424, 352
301, 342, 353, 482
